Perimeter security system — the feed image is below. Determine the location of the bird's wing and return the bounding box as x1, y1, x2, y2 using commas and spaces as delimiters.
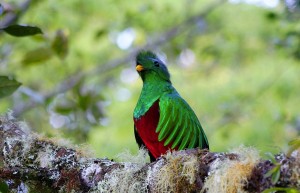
156, 93, 209, 150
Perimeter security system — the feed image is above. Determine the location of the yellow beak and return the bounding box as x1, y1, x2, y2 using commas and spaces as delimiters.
136, 64, 144, 72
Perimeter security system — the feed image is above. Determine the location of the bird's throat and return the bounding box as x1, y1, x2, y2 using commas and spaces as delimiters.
134, 80, 171, 118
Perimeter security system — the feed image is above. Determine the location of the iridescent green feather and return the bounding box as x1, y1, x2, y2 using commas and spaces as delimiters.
156, 93, 209, 150
163, 110, 183, 146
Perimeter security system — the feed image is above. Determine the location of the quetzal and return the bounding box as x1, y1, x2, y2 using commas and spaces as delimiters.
133, 50, 209, 162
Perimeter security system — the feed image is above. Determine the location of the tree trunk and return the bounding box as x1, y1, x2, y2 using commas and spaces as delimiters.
0, 113, 299, 193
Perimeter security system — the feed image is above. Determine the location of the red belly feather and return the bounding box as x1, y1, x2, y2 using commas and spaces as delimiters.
134, 101, 176, 159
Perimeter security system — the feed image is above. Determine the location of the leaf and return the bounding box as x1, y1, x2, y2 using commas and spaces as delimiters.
288, 138, 300, 146
264, 165, 277, 178
78, 94, 92, 111
54, 101, 75, 115
2, 24, 43, 37
271, 166, 281, 184
265, 165, 281, 184
0, 76, 21, 98
287, 138, 300, 156
94, 29, 106, 39
286, 188, 300, 193
90, 104, 104, 121
265, 152, 277, 164
0, 180, 9, 193
22, 47, 53, 65
51, 29, 68, 59
266, 12, 278, 21
262, 187, 300, 193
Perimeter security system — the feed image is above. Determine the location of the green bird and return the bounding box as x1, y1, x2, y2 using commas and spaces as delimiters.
133, 50, 209, 162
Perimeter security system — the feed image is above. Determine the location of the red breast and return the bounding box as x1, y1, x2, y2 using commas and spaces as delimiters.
134, 101, 176, 158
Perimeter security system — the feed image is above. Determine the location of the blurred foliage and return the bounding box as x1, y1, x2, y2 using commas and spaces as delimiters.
287, 137, 300, 156
0, 180, 9, 193
264, 156, 281, 185
0, 0, 299, 159
0, 76, 21, 98
262, 187, 300, 193
2, 24, 42, 37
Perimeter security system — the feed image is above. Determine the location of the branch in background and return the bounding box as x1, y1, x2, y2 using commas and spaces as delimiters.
89, 0, 226, 76
0, 0, 31, 29
0, 114, 299, 192
12, 72, 84, 117
12, 0, 226, 117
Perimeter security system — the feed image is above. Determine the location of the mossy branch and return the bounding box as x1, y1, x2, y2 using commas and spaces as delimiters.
0, 114, 299, 193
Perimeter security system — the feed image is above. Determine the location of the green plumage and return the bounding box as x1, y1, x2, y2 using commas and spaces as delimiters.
134, 50, 209, 155
156, 90, 209, 150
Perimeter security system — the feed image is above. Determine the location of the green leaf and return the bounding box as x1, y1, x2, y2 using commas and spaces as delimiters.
271, 166, 281, 184
2, 24, 43, 37
94, 29, 106, 39
78, 94, 92, 111
262, 187, 300, 193
54, 101, 75, 115
265, 152, 277, 164
0, 180, 9, 193
265, 12, 278, 21
51, 30, 68, 59
265, 165, 281, 184
288, 138, 300, 146
287, 138, 300, 156
90, 105, 104, 120
22, 47, 53, 65
0, 76, 21, 98
264, 165, 277, 178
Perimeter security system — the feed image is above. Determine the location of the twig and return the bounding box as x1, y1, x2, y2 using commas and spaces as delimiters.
0, 0, 31, 29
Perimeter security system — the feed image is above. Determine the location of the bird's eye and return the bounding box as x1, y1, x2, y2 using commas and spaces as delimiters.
154, 61, 159, 67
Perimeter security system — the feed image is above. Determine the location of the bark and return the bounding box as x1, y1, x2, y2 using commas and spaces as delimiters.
0, 113, 299, 193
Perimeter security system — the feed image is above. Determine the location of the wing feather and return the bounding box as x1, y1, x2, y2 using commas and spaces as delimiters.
178, 125, 192, 150
171, 123, 186, 148
187, 121, 199, 148
156, 93, 209, 150
158, 103, 175, 141
164, 111, 183, 146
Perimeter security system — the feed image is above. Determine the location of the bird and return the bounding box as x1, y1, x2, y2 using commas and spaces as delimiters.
133, 50, 209, 162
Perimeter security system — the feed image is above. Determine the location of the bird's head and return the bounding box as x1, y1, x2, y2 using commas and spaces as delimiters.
135, 50, 170, 83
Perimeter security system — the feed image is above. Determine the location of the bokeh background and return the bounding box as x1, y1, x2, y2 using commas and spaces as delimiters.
1, 0, 299, 159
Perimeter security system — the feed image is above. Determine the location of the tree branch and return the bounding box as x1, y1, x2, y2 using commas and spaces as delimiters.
0, 114, 299, 193
0, 0, 32, 29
